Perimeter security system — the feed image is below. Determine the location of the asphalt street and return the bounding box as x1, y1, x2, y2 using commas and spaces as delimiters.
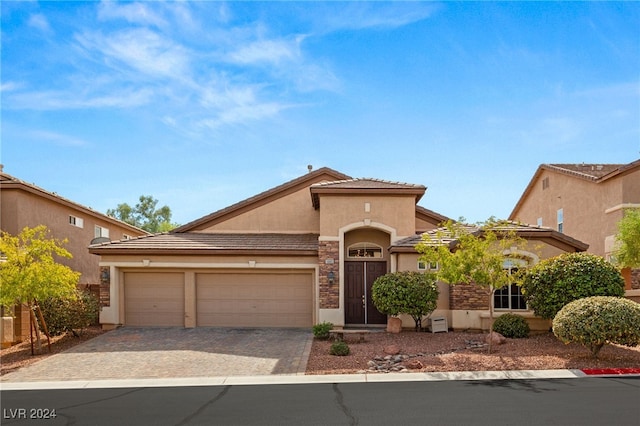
2, 377, 639, 426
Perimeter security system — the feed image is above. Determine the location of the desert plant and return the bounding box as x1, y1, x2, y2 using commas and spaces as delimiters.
553, 296, 640, 357
39, 289, 99, 337
312, 321, 333, 340
492, 313, 530, 338
372, 271, 439, 331
521, 252, 625, 319
329, 340, 350, 356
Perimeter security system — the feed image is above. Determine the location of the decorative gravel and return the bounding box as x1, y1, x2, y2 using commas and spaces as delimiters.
305, 330, 640, 375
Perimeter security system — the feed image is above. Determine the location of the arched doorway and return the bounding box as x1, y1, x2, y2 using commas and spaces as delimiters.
343, 230, 390, 325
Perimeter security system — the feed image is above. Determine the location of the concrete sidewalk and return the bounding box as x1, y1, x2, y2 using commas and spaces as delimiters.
1, 369, 592, 390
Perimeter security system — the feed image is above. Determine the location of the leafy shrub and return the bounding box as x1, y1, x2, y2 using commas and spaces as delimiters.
553, 296, 640, 357
372, 271, 439, 331
520, 253, 624, 319
39, 289, 99, 337
312, 322, 333, 340
492, 313, 530, 338
329, 340, 350, 356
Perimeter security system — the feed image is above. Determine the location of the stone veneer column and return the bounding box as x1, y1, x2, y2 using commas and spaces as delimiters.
449, 284, 490, 310
99, 266, 110, 307
632, 268, 640, 290
318, 240, 340, 309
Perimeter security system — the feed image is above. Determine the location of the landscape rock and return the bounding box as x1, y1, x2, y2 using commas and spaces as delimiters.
386, 317, 402, 333
383, 345, 400, 355
405, 360, 424, 370
485, 332, 507, 345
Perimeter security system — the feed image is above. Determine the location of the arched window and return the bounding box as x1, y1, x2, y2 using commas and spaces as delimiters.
347, 243, 383, 258
494, 258, 528, 310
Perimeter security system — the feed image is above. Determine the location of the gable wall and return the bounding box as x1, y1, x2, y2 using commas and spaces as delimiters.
318, 195, 417, 238
511, 169, 626, 257
1, 188, 145, 285
197, 186, 320, 233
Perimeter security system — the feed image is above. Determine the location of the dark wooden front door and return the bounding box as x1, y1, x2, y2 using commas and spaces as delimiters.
345, 261, 387, 325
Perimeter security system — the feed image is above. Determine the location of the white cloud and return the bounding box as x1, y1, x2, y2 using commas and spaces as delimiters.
28, 13, 51, 33
0, 81, 22, 92
318, 2, 439, 32
97, 1, 167, 28
227, 37, 302, 65
25, 130, 88, 147
75, 28, 190, 79
7, 88, 153, 110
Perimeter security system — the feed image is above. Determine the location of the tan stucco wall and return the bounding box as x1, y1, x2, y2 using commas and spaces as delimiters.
1, 188, 145, 285
198, 185, 320, 233
512, 167, 640, 257
319, 195, 417, 238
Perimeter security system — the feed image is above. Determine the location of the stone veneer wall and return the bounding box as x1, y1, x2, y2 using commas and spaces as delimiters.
99, 266, 110, 307
450, 283, 490, 310
318, 241, 339, 309
632, 268, 640, 290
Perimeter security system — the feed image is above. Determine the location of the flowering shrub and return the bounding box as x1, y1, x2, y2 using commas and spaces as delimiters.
553, 296, 640, 357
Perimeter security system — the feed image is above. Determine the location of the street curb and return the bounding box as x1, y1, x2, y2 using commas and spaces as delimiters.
0, 369, 594, 391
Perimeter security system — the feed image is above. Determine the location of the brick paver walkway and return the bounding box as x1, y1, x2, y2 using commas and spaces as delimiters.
1, 327, 313, 382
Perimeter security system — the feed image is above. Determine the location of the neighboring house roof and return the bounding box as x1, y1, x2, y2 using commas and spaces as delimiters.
0, 171, 148, 236
310, 178, 426, 209
174, 167, 351, 232
89, 232, 319, 255
415, 205, 450, 228
510, 160, 640, 219
389, 221, 589, 253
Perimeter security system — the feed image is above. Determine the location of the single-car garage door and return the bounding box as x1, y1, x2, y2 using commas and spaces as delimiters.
196, 272, 313, 327
124, 272, 185, 326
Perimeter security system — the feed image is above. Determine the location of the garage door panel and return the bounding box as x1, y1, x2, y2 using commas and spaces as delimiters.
124, 272, 184, 327
196, 272, 313, 327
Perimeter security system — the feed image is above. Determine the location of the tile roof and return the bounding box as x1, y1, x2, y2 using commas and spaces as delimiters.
0, 172, 148, 235
310, 178, 426, 209
544, 163, 624, 181
174, 167, 351, 232
390, 221, 588, 252
89, 232, 320, 254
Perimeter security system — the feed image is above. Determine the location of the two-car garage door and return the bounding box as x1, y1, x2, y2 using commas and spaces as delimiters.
124, 271, 313, 327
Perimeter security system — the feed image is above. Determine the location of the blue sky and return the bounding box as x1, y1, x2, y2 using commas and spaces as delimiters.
2, 1, 639, 227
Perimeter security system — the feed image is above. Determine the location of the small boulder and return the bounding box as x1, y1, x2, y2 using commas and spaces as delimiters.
383, 345, 400, 355
485, 332, 506, 345
386, 317, 402, 333
405, 360, 424, 370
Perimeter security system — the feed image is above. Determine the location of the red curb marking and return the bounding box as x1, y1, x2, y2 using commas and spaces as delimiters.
581, 368, 640, 375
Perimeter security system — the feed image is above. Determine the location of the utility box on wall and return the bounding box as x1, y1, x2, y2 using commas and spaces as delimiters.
429, 316, 448, 333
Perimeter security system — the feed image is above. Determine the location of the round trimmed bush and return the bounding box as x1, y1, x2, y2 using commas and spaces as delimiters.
553, 296, 640, 357
521, 253, 625, 320
492, 313, 530, 338
312, 322, 333, 340
330, 340, 350, 356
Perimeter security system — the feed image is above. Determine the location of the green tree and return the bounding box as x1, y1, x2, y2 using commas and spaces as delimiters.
416, 219, 528, 347
107, 195, 179, 233
372, 271, 439, 331
0, 226, 80, 309
614, 208, 640, 268
520, 252, 624, 320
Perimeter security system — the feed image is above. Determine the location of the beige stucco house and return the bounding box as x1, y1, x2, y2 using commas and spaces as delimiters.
90, 167, 587, 331
0, 168, 148, 341
509, 160, 640, 296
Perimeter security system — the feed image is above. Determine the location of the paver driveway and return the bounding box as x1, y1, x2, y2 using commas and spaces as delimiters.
1, 327, 313, 382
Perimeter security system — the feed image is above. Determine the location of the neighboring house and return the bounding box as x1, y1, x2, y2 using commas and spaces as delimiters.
90, 167, 587, 331
0, 168, 148, 341
509, 160, 640, 296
